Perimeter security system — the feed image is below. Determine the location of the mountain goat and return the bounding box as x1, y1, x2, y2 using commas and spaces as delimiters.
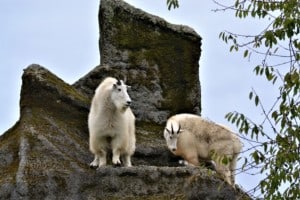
88, 77, 136, 168
163, 113, 242, 186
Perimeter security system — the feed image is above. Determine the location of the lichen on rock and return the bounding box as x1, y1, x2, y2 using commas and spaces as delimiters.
0, 0, 252, 199
75, 0, 202, 125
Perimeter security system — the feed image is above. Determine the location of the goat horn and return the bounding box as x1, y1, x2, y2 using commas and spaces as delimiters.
178, 124, 181, 133
171, 123, 174, 134
116, 78, 121, 85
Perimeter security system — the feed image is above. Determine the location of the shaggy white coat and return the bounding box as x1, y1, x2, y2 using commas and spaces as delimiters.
88, 77, 136, 167
164, 113, 242, 186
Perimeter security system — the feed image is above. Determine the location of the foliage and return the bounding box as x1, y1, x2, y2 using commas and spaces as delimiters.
167, 0, 300, 199
166, 0, 179, 10
218, 1, 300, 199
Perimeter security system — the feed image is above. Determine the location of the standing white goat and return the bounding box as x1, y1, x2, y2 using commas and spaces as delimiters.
163, 113, 242, 186
88, 77, 136, 167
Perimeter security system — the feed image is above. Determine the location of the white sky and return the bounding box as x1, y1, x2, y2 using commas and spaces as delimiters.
0, 0, 281, 197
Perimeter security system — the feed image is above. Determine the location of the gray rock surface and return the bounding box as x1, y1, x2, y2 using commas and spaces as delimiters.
0, 0, 251, 199
74, 0, 202, 124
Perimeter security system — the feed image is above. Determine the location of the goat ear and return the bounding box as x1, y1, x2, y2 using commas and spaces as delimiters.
113, 83, 117, 89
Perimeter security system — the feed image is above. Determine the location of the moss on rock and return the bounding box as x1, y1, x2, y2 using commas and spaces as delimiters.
0, 1, 251, 199
98, 0, 201, 124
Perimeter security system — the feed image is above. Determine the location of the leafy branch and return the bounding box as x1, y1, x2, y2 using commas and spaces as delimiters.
166, 0, 300, 198
218, 1, 300, 199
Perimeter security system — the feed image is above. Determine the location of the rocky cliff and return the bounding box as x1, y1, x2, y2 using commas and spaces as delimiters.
74, 0, 201, 124
0, 0, 250, 199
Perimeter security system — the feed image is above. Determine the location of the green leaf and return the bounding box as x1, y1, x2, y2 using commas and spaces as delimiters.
296, 53, 300, 61
255, 95, 260, 106
249, 91, 253, 100
222, 156, 230, 165
252, 151, 259, 164
242, 157, 248, 171
244, 49, 249, 57
219, 32, 224, 39
167, 0, 179, 10
251, 9, 256, 17
291, 71, 299, 84
254, 65, 261, 75
264, 30, 276, 47
260, 67, 264, 75
272, 111, 278, 121
265, 67, 274, 81
263, 142, 268, 152
234, 0, 239, 8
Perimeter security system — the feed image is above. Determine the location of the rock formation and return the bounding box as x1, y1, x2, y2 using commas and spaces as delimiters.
74, 0, 202, 124
0, 0, 251, 199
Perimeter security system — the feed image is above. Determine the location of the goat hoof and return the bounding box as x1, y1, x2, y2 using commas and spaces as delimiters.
113, 162, 122, 167
113, 163, 122, 167
89, 165, 98, 169
89, 162, 98, 169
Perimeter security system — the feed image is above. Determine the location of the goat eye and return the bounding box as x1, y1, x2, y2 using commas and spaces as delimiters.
117, 88, 121, 92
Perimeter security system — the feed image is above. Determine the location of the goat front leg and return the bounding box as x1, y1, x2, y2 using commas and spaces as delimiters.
112, 148, 121, 166
184, 154, 199, 166
90, 154, 100, 168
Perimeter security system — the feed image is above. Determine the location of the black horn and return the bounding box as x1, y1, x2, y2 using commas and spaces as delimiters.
116, 78, 122, 85
171, 123, 174, 134
177, 124, 181, 134
165, 128, 171, 133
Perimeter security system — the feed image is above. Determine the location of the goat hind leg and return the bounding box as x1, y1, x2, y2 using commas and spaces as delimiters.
90, 136, 108, 167
111, 136, 124, 166
215, 164, 232, 186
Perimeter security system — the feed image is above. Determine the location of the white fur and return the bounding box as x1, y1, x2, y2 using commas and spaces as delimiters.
164, 113, 242, 186
88, 77, 136, 167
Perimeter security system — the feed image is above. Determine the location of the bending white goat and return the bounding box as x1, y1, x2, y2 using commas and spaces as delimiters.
163, 113, 242, 186
88, 77, 136, 167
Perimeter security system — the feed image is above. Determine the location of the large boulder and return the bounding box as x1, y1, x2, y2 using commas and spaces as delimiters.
0, 0, 251, 199
0, 65, 249, 199
74, 0, 202, 124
